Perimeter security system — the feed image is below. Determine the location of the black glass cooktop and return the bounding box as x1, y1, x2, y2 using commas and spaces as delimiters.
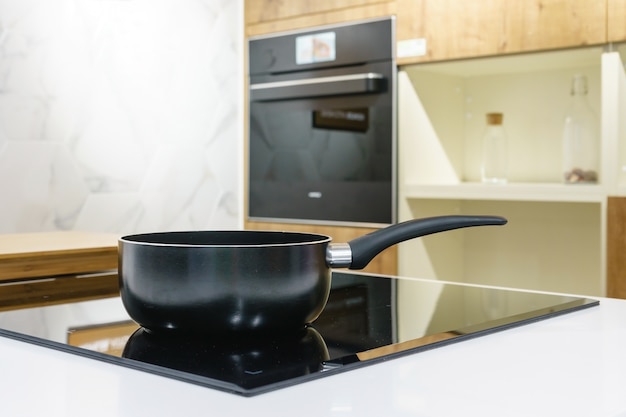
0, 272, 598, 396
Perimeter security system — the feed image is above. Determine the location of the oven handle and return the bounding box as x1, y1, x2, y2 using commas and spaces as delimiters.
249, 72, 385, 101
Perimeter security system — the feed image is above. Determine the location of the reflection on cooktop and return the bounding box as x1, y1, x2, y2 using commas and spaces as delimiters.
123, 326, 329, 391
0, 272, 599, 396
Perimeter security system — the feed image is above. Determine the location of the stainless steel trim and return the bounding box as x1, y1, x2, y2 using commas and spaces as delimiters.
326, 242, 352, 268
250, 73, 384, 91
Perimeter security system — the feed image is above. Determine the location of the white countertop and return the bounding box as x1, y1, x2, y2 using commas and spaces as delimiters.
2, 291, 626, 417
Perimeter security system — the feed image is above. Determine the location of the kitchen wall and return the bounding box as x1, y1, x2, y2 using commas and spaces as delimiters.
0, 0, 242, 234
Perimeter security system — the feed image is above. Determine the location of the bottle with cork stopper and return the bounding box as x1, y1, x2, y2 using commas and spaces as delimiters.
562, 74, 599, 184
481, 112, 508, 184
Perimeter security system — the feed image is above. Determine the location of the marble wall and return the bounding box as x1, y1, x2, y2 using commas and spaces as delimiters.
0, 0, 242, 234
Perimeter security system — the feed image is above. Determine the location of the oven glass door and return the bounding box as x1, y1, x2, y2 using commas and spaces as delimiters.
248, 64, 395, 225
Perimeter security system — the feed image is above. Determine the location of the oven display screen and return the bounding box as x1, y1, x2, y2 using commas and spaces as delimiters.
313, 108, 369, 132
296, 31, 336, 65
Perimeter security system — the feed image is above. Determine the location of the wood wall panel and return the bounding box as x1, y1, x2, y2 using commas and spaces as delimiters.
246, 3, 396, 37
607, 197, 626, 299
245, 0, 390, 25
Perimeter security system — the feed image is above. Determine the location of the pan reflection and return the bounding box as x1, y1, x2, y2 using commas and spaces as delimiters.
122, 325, 330, 391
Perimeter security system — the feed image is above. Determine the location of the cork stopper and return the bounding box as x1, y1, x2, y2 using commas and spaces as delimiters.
486, 113, 503, 125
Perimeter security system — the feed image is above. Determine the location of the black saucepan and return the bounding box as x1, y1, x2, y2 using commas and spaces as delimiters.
118, 215, 507, 335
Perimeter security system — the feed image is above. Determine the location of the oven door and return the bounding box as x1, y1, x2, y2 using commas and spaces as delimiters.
248, 61, 396, 226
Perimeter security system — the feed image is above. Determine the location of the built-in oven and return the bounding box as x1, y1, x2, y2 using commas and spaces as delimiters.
247, 17, 396, 226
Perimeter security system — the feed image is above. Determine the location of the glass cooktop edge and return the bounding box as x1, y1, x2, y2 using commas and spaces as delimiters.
0, 272, 600, 397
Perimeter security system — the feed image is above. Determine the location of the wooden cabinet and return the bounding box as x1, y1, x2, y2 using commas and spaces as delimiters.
246, 0, 611, 61
245, 0, 396, 37
608, 0, 626, 42
396, 0, 607, 65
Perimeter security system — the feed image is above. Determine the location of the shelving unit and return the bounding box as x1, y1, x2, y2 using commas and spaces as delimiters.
397, 46, 626, 297
402, 182, 607, 203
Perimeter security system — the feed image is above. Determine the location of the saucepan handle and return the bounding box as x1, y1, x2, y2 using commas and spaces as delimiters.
327, 215, 507, 269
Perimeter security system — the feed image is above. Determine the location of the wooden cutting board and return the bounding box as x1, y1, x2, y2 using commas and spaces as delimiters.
0, 231, 120, 282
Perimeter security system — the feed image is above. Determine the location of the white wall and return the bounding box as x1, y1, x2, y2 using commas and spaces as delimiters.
0, 0, 242, 234
0, 0, 243, 339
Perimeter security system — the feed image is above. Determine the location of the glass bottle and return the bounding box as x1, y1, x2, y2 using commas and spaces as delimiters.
562, 74, 599, 184
481, 112, 508, 184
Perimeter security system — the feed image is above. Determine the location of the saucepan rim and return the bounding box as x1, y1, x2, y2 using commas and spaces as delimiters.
120, 230, 332, 248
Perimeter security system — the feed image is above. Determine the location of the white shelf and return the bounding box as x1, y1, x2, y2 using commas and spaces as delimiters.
402, 182, 607, 203
397, 47, 626, 298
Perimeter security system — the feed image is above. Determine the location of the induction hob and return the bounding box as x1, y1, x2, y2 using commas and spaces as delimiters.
0, 272, 598, 396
